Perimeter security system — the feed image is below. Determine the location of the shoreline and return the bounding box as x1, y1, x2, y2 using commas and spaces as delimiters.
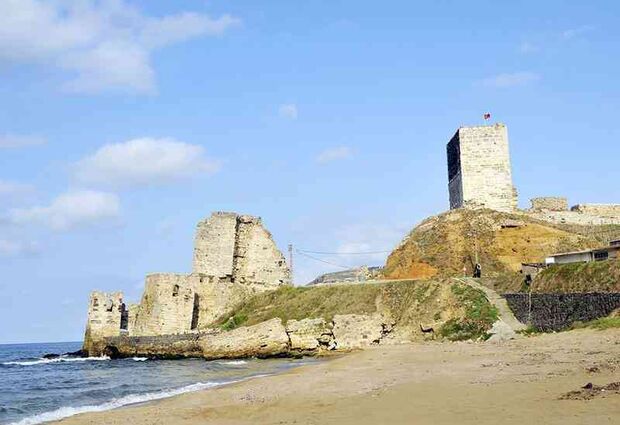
51, 328, 620, 425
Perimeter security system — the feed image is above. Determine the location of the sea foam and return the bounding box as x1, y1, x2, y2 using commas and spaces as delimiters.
2, 356, 110, 366
9, 381, 227, 425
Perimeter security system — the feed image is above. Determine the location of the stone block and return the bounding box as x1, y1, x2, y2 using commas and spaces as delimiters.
332, 314, 386, 350
199, 318, 290, 359
286, 318, 333, 351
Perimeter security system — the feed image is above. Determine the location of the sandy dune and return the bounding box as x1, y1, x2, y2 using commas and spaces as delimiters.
57, 328, 620, 425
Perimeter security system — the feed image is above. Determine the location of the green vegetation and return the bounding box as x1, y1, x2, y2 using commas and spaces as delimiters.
439, 283, 498, 341
214, 284, 381, 330
516, 325, 543, 336
534, 259, 620, 293
214, 280, 500, 342
221, 313, 249, 331
570, 316, 620, 331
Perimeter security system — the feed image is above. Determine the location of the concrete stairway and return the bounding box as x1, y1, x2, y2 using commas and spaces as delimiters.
453, 277, 527, 342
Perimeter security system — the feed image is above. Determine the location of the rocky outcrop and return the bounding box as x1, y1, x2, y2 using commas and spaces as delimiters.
101, 318, 289, 359
97, 313, 401, 360
286, 318, 334, 351
332, 314, 392, 350
199, 318, 290, 359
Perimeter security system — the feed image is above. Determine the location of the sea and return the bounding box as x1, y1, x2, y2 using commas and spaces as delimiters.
0, 341, 315, 425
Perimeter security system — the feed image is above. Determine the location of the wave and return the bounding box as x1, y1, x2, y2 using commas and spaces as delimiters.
130, 357, 148, 362
2, 356, 110, 366
216, 360, 247, 365
9, 381, 230, 425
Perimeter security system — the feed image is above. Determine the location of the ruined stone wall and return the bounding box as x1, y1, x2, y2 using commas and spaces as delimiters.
571, 204, 620, 219
192, 212, 237, 277
447, 124, 517, 213
83, 291, 124, 353
530, 197, 568, 212
132, 274, 197, 336
84, 211, 291, 347
232, 215, 291, 290
126, 304, 139, 335
193, 277, 250, 328
527, 210, 620, 226
191, 212, 290, 289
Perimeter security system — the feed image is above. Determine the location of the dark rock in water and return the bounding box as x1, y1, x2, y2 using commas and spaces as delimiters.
63, 349, 88, 358
42, 353, 60, 359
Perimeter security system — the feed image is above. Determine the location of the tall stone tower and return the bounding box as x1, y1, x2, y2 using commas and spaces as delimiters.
447, 123, 518, 212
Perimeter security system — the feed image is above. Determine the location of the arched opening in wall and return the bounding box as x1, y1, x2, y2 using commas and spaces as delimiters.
120, 303, 128, 331
92, 298, 99, 307
190, 294, 200, 330
172, 284, 179, 297
103, 345, 121, 359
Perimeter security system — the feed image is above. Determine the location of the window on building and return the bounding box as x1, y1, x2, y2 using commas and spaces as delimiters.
93, 298, 99, 307
172, 284, 179, 297
190, 294, 200, 330
594, 251, 609, 261
120, 303, 128, 330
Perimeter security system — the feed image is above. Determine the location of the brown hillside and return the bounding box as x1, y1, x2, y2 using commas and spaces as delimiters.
384, 209, 620, 280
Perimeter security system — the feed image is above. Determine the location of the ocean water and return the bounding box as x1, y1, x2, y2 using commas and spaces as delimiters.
0, 341, 315, 425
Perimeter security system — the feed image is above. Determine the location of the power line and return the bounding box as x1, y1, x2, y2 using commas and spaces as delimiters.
296, 248, 392, 255
295, 250, 351, 269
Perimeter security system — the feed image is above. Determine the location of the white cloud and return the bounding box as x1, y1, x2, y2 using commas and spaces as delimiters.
0, 134, 46, 148
278, 103, 298, 120
0, 239, 40, 258
561, 25, 594, 40
9, 190, 120, 231
0, 180, 35, 198
316, 146, 353, 164
74, 137, 221, 189
0, 1, 240, 94
480, 72, 541, 88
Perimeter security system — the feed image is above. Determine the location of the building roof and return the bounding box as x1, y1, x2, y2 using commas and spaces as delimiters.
547, 245, 620, 258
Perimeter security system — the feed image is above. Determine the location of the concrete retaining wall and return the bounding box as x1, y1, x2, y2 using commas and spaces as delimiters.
504, 293, 620, 331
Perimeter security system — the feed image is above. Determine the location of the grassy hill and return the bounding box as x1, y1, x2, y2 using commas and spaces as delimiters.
211, 280, 498, 341
533, 258, 620, 293
383, 209, 620, 281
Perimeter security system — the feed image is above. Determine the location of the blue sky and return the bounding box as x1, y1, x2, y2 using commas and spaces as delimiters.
1, 0, 619, 344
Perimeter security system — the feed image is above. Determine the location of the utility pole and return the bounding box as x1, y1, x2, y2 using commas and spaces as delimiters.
288, 244, 294, 285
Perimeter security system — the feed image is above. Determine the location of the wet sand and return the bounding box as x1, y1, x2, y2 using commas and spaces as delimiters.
56, 328, 620, 425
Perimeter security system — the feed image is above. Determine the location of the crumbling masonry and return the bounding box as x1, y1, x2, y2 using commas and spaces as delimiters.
83, 212, 291, 354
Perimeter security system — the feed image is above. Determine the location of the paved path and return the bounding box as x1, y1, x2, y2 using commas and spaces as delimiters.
453, 277, 527, 341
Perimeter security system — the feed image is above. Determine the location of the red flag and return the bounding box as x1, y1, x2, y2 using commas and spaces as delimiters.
483, 112, 491, 120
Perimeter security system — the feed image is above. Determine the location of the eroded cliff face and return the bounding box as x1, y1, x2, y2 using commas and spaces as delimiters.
383, 209, 610, 280
82, 211, 291, 355
93, 314, 399, 359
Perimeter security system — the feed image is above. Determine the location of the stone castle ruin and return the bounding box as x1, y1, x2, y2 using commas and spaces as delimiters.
83, 212, 291, 354
447, 124, 518, 213
446, 123, 620, 225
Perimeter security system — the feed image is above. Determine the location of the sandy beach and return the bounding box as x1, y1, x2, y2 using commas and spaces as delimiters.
56, 328, 620, 425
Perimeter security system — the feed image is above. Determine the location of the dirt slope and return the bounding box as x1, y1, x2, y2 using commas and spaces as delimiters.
384, 209, 620, 280
210, 280, 498, 342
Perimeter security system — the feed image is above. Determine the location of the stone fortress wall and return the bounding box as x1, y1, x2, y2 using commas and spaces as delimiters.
530, 197, 568, 212
445, 124, 619, 226
83, 212, 291, 353
83, 291, 125, 354
527, 197, 620, 226
447, 123, 518, 213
